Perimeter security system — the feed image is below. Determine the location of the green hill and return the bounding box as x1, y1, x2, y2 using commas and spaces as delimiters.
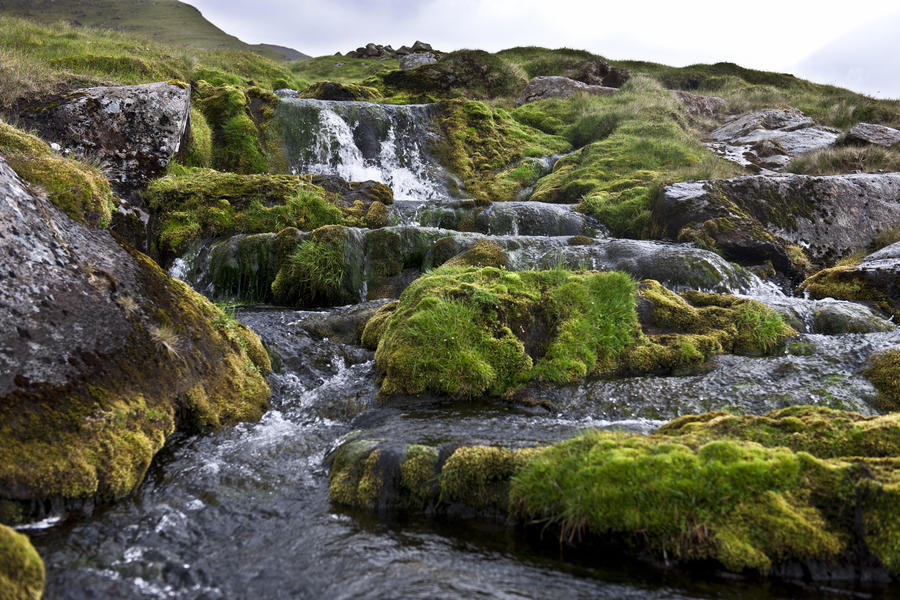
0, 0, 308, 61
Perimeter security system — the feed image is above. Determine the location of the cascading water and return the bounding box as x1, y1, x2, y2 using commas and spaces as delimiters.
275, 99, 460, 201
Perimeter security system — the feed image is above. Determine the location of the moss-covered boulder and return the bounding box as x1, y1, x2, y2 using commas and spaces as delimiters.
434, 100, 571, 204
364, 267, 794, 399
863, 349, 900, 412
0, 156, 270, 521
330, 406, 900, 579
298, 81, 381, 101
147, 167, 346, 264
800, 241, 900, 318
0, 120, 115, 228
0, 525, 44, 600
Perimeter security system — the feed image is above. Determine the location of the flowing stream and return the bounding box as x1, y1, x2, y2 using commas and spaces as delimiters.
25, 100, 900, 599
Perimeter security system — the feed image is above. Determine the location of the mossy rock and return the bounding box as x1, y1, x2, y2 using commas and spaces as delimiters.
800, 264, 898, 319
433, 100, 571, 205
298, 81, 381, 101
365, 268, 794, 399
380, 50, 526, 100
0, 525, 44, 600
863, 350, 900, 412
271, 225, 364, 307
147, 167, 345, 264
0, 120, 114, 227
443, 240, 509, 269
364, 201, 390, 229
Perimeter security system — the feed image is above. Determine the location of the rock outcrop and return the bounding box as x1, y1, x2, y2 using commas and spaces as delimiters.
515, 76, 617, 106
706, 108, 840, 172
801, 241, 900, 318
654, 173, 900, 277
347, 41, 437, 59
673, 90, 726, 118
17, 81, 191, 191
399, 52, 437, 70
0, 156, 271, 521
846, 122, 900, 148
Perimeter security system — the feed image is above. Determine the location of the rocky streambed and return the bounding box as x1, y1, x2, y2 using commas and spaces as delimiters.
5, 83, 900, 600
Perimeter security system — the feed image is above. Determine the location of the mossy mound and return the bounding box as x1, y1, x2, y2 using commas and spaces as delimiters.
0, 525, 44, 600
0, 120, 115, 227
434, 100, 571, 204
800, 265, 898, 319
364, 268, 794, 399
380, 50, 526, 100
863, 350, 900, 412
298, 81, 381, 101
270, 225, 364, 307
192, 82, 281, 174
443, 240, 509, 269
179, 105, 213, 168
331, 406, 900, 576
520, 77, 740, 237
147, 167, 345, 263
497, 46, 631, 87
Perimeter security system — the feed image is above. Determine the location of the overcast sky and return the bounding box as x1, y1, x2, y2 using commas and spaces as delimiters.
189, 0, 900, 99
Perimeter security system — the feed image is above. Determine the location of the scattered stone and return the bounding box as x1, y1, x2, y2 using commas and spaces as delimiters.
846, 122, 900, 148
706, 108, 840, 172
516, 76, 617, 106
17, 81, 190, 191
399, 52, 437, 70
347, 41, 439, 60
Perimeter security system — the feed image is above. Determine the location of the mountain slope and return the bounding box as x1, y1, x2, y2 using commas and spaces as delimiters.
0, 0, 308, 61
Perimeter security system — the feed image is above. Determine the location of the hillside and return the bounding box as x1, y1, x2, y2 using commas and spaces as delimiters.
0, 0, 309, 61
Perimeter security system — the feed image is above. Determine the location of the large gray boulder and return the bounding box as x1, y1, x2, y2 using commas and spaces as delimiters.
655, 173, 900, 277
399, 52, 437, 70
18, 81, 190, 191
0, 156, 269, 519
846, 123, 900, 148
706, 108, 840, 172
516, 76, 616, 106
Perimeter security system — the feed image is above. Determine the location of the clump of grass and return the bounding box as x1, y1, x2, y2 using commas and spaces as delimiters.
148, 324, 182, 360
786, 145, 900, 175
270, 225, 358, 307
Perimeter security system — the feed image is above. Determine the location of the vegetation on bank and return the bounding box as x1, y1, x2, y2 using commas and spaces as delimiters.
0, 120, 116, 227
330, 406, 900, 575
364, 266, 794, 399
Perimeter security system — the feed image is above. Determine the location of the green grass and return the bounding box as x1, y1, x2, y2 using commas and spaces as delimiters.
0, 15, 305, 113
290, 55, 399, 86
0, 0, 303, 62
270, 225, 357, 307
786, 145, 900, 175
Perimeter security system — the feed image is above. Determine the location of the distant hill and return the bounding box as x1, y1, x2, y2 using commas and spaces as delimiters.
0, 0, 309, 61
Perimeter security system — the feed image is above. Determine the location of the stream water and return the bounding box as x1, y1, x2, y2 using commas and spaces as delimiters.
24, 100, 900, 598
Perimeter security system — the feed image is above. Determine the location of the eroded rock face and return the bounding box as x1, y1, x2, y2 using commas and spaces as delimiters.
706, 108, 840, 172
846, 123, 900, 148
18, 81, 190, 191
656, 173, 900, 277
0, 157, 270, 519
516, 76, 617, 106
674, 90, 726, 119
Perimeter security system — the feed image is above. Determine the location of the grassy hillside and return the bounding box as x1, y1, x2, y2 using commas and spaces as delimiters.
0, 0, 308, 61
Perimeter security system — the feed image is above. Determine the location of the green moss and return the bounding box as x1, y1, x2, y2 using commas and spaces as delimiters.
361, 301, 399, 350
0, 120, 115, 227
400, 444, 439, 503
863, 350, 900, 412
443, 240, 509, 269
147, 167, 345, 261
441, 446, 537, 511
290, 55, 400, 86
371, 267, 637, 398
0, 525, 44, 600
800, 266, 897, 319
434, 99, 571, 204
270, 225, 361, 307
328, 438, 381, 508
0, 249, 269, 509
298, 81, 381, 101
364, 200, 390, 229
179, 105, 213, 168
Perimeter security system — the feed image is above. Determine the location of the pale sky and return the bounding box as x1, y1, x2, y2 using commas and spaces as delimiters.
189, 0, 900, 99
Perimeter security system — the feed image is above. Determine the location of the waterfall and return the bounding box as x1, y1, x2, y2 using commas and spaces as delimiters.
275, 99, 459, 202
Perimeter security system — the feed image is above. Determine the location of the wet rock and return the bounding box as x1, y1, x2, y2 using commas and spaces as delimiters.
655, 174, 900, 277
0, 156, 270, 519
706, 108, 840, 172
309, 175, 394, 210
399, 52, 437, 70
761, 297, 895, 334
673, 90, 725, 119
17, 81, 190, 192
516, 76, 617, 106
298, 81, 380, 101
846, 122, 900, 148
801, 241, 900, 318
